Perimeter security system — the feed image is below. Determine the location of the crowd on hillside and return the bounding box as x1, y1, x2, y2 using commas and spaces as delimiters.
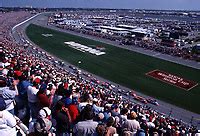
0, 11, 200, 136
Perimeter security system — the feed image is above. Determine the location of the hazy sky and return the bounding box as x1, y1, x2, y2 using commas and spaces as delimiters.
1, 0, 200, 10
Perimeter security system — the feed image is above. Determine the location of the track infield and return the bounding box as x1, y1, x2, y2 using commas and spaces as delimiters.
26, 24, 200, 113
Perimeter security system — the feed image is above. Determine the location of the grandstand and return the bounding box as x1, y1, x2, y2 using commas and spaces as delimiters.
0, 10, 200, 136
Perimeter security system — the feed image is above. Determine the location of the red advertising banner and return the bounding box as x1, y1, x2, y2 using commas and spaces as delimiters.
146, 70, 198, 91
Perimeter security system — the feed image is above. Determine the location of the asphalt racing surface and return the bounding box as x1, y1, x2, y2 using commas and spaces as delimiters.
11, 12, 200, 128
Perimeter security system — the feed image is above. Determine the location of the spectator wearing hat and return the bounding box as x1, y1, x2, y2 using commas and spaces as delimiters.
16, 73, 31, 103
65, 97, 79, 123
111, 104, 120, 117
37, 83, 56, 108
27, 78, 40, 119
28, 118, 53, 136
15, 74, 31, 123
29, 107, 52, 134
38, 107, 51, 119
103, 105, 112, 121
0, 96, 17, 136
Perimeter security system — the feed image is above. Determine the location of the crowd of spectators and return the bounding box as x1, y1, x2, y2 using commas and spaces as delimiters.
0, 10, 200, 136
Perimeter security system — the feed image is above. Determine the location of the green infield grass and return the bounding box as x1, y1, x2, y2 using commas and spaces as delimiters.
26, 24, 200, 113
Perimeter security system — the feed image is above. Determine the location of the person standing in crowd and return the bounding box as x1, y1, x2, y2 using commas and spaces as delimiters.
93, 98, 104, 115
53, 101, 72, 136
28, 107, 54, 136
78, 93, 93, 111
28, 117, 53, 136
73, 104, 98, 136
0, 96, 17, 136
27, 78, 40, 119
66, 98, 79, 123
111, 105, 120, 117
123, 111, 140, 135
37, 83, 56, 108
0, 75, 19, 115
16, 73, 31, 116
105, 116, 117, 136
119, 108, 129, 126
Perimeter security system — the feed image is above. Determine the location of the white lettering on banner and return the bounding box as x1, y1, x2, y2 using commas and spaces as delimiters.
158, 72, 188, 86
146, 70, 198, 90
64, 41, 106, 56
